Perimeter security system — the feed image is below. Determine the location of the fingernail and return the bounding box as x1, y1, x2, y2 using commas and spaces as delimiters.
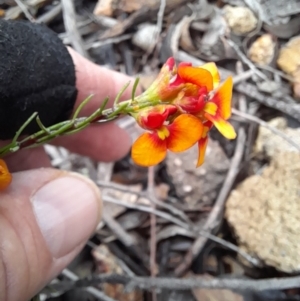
31, 175, 101, 258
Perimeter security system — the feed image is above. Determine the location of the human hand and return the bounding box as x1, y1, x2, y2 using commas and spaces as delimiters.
0, 48, 135, 301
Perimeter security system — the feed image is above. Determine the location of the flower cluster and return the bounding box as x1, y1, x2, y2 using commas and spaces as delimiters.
0, 57, 236, 191
130, 57, 236, 167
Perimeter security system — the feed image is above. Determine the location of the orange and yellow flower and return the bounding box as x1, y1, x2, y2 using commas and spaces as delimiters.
131, 105, 203, 167
131, 57, 237, 168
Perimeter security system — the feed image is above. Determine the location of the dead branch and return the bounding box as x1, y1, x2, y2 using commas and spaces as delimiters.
103, 195, 260, 267
61, 0, 90, 58
232, 108, 300, 152
48, 273, 300, 294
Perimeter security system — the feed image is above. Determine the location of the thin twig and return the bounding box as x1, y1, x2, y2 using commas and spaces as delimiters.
14, 0, 35, 22
61, 0, 90, 58
86, 34, 133, 50
156, 0, 166, 35
226, 38, 268, 80
102, 195, 259, 267
61, 269, 118, 301
141, 0, 166, 65
147, 166, 158, 301
97, 180, 192, 224
234, 83, 300, 121
232, 108, 300, 152
49, 273, 300, 293
36, 3, 62, 24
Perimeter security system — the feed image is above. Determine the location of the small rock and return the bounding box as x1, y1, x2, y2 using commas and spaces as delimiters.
255, 117, 300, 158
132, 24, 159, 51
166, 139, 230, 207
248, 34, 276, 65
93, 0, 115, 16
277, 36, 300, 99
226, 152, 300, 273
223, 5, 258, 35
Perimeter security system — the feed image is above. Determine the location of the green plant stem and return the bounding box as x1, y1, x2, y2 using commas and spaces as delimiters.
0, 87, 163, 158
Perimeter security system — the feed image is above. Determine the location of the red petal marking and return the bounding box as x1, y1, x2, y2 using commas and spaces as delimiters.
131, 132, 167, 167
165, 57, 176, 70
178, 94, 206, 114
197, 136, 209, 167
138, 105, 177, 130
177, 65, 214, 91
211, 76, 233, 120
204, 113, 237, 139
166, 114, 203, 152
145, 112, 166, 129
201, 62, 220, 89
0, 159, 12, 191
165, 105, 178, 115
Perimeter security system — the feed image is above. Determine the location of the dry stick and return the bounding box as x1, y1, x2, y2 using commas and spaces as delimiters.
225, 38, 268, 81
14, 0, 35, 22
61, 0, 90, 59
61, 269, 118, 301
103, 195, 259, 267
232, 108, 300, 152
156, 0, 166, 34
51, 273, 300, 292
147, 166, 158, 301
97, 180, 192, 224
175, 62, 248, 276
141, 0, 166, 65
36, 3, 62, 24
234, 83, 300, 121
87, 34, 133, 50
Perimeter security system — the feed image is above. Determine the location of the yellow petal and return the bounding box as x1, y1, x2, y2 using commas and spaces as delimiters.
201, 62, 220, 89
177, 66, 214, 91
204, 102, 218, 116
197, 136, 208, 167
205, 113, 237, 139
0, 159, 12, 191
131, 132, 167, 167
167, 114, 203, 152
212, 76, 233, 120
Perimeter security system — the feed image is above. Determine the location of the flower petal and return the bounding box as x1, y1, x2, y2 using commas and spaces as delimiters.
0, 159, 12, 191
204, 113, 236, 139
211, 76, 233, 120
197, 136, 208, 167
177, 66, 214, 91
131, 132, 167, 167
167, 114, 203, 152
201, 62, 220, 89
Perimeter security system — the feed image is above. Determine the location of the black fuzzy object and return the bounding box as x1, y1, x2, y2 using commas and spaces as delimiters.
0, 19, 77, 140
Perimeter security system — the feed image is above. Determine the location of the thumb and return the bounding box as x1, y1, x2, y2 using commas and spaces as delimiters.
0, 168, 102, 301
